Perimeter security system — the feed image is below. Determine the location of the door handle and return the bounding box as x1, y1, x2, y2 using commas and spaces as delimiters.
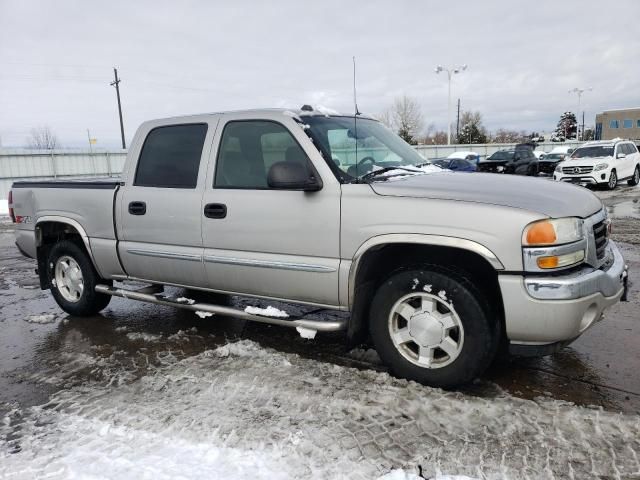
128, 201, 147, 215
204, 203, 227, 219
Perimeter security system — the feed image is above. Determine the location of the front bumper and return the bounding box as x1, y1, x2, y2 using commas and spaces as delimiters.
499, 241, 627, 347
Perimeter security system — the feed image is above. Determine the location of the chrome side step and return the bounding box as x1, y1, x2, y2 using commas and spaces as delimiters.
95, 284, 347, 334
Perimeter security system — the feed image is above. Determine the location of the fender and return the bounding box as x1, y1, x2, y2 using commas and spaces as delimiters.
35, 215, 102, 275
347, 233, 504, 307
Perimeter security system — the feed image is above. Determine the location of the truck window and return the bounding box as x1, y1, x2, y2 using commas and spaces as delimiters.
134, 123, 208, 188
214, 120, 310, 189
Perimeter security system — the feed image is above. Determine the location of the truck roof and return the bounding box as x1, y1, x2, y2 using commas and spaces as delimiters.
145, 107, 378, 124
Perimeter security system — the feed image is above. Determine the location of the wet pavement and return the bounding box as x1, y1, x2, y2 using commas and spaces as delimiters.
1, 187, 639, 416
0, 186, 639, 478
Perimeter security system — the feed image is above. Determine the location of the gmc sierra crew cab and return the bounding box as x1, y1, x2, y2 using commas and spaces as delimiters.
9, 107, 629, 387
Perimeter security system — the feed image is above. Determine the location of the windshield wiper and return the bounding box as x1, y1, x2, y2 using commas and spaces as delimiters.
359, 166, 420, 182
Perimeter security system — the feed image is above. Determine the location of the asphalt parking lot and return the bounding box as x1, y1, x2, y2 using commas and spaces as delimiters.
0, 183, 639, 478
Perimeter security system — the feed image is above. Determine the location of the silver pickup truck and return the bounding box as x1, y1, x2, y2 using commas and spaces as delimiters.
9, 108, 629, 387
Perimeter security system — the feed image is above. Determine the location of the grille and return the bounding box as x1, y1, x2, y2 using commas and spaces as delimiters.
562, 166, 593, 174
592, 219, 608, 260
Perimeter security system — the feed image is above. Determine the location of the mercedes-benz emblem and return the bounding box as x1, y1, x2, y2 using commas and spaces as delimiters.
572, 167, 581, 174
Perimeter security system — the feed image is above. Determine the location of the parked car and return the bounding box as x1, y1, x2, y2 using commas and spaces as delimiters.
538, 152, 565, 175
432, 158, 477, 172
447, 151, 480, 164
10, 108, 628, 388
554, 139, 640, 189
477, 144, 538, 175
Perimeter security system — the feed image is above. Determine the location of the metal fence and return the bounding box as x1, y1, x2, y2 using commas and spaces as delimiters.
0, 149, 127, 199
0, 141, 582, 200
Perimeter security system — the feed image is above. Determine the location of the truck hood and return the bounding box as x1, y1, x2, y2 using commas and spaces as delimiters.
369, 172, 603, 218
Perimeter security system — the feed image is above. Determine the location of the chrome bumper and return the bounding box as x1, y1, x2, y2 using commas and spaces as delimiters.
524, 241, 627, 300
499, 240, 627, 346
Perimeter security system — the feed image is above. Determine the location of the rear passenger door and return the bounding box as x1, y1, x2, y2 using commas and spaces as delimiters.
117, 118, 218, 287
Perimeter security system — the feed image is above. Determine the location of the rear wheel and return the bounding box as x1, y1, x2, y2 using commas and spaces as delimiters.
527, 164, 538, 176
628, 165, 640, 186
48, 240, 112, 316
607, 169, 618, 190
369, 267, 498, 388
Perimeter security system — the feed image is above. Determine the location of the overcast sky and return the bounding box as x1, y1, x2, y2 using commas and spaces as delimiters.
1, 0, 639, 149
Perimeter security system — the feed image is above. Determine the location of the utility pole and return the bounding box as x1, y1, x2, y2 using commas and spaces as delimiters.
87, 129, 93, 153
582, 111, 585, 141
456, 98, 461, 142
110, 68, 126, 149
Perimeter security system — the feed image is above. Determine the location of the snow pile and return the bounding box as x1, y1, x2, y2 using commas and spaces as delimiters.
24, 314, 57, 324
0, 199, 8, 216
176, 297, 196, 305
2, 339, 639, 479
195, 311, 213, 318
126, 332, 162, 342
244, 305, 289, 318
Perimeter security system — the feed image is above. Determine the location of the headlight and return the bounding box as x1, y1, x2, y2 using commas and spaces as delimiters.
593, 163, 609, 172
554, 164, 562, 172
522, 218, 584, 246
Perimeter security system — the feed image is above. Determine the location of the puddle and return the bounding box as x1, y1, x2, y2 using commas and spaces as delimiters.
607, 199, 640, 219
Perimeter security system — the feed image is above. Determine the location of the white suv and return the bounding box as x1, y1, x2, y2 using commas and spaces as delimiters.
554, 139, 640, 189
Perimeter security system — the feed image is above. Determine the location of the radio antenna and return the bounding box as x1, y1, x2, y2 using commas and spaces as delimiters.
353, 56, 360, 181
353, 56, 360, 116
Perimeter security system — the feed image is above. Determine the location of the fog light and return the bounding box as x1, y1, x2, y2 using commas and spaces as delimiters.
536, 250, 585, 269
601, 174, 606, 180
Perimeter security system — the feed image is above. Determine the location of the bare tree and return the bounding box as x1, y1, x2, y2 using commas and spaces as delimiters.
491, 129, 529, 143
423, 130, 448, 145
28, 126, 58, 150
379, 96, 425, 144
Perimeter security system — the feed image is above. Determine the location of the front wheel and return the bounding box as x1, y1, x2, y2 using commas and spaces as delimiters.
48, 240, 112, 316
628, 165, 640, 186
369, 268, 498, 388
607, 170, 618, 190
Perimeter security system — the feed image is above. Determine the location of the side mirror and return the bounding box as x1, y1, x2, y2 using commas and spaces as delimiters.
617, 153, 627, 159
267, 161, 323, 191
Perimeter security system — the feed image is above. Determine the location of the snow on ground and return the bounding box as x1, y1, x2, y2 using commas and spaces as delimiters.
244, 305, 289, 318
0, 199, 7, 216
125, 332, 162, 342
24, 314, 57, 324
2, 339, 639, 479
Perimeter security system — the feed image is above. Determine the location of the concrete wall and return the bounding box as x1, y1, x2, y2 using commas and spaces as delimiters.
0, 141, 582, 199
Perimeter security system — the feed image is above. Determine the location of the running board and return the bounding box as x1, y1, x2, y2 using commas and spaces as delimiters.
95, 284, 346, 334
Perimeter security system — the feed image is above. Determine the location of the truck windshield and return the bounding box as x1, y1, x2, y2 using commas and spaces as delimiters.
302, 116, 429, 181
571, 146, 614, 159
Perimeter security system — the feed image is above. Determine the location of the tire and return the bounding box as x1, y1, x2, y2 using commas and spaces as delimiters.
607, 169, 617, 190
47, 240, 112, 316
527, 164, 538, 176
628, 165, 640, 186
369, 267, 498, 388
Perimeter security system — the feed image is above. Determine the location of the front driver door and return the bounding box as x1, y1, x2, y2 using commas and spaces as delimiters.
201, 115, 341, 307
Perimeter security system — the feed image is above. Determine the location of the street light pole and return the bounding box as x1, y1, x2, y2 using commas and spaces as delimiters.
569, 87, 592, 141
435, 64, 467, 145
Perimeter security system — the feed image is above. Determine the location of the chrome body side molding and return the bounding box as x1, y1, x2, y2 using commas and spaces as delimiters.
203, 254, 336, 273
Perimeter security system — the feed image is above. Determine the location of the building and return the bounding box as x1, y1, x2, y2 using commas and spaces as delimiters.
595, 107, 640, 141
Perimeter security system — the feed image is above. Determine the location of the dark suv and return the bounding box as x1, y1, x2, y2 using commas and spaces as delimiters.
477, 144, 538, 176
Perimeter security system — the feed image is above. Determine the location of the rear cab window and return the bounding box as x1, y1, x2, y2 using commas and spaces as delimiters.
134, 123, 208, 188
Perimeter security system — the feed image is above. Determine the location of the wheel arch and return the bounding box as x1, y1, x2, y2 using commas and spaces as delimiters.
35, 216, 101, 288
346, 235, 505, 343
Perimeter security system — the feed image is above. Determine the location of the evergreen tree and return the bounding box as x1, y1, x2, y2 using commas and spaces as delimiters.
555, 112, 577, 140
